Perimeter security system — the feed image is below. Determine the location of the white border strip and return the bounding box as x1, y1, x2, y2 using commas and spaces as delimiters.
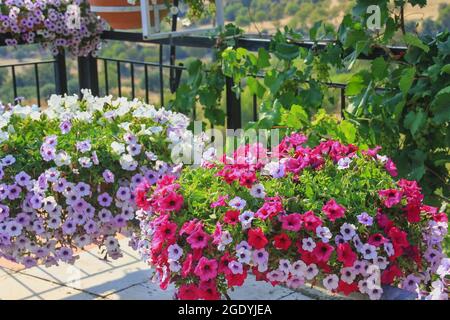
90, 4, 167, 13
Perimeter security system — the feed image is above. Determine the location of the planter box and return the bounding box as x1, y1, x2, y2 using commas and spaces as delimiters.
291, 283, 417, 300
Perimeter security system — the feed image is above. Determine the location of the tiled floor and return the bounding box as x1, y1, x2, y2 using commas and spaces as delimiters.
0, 239, 314, 300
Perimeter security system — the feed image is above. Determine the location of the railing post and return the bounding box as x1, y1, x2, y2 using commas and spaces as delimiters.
54, 50, 68, 95
78, 55, 99, 96
225, 77, 241, 130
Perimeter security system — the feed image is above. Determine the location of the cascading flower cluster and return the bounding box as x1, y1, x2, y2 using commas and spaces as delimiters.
134, 133, 449, 300
0, 0, 107, 56
0, 90, 193, 267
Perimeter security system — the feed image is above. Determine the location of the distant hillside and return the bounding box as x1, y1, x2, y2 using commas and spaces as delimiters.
227, 0, 449, 35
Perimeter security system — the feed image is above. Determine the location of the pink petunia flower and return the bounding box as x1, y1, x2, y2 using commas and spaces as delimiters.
322, 199, 346, 222
187, 228, 209, 249
280, 213, 302, 231
378, 189, 403, 208
194, 257, 218, 281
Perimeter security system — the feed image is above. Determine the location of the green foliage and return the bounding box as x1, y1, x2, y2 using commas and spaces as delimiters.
170, 1, 449, 208
346, 31, 450, 204
178, 156, 397, 227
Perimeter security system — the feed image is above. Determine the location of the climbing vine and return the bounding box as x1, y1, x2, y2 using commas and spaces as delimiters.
169, 0, 449, 205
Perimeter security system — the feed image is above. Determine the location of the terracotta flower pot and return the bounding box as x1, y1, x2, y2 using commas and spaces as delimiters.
88, 0, 170, 30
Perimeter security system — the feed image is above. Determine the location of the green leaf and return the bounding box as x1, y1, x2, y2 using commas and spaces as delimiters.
399, 67, 416, 96
408, 165, 426, 181
309, 21, 322, 41
410, 148, 427, 163
383, 17, 396, 42
343, 29, 367, 49
441, 64, 450, 75
274, 42, 299, 60
282, 104, 309, 130
431, 86, 450, 124
409, 0, 427, 7
247, 77, 266, 99
300, 81, 323, 108
305, 184, 314, 199
403, 109, 426, 136
437, 36, 450, 57
339, 120, 357, 143
264, 69, 284, 95
187, 59, 203, 86
257, 48, 271, 68
346, 74, 365, 96
403, 33, 430, 53
371, 57, 388, 80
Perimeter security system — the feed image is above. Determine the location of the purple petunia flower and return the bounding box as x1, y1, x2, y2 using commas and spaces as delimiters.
57, 247, 73, 262
113, 214, 127, 228
76, 140, 91, 153
62, 219, 76, 235
144, 170, 159, 185
7, 184, 22, 200
0, 204, 10, 222
102, 170, 114, 183
59, 120, 72, 134
15, 171, 31, 187
1, 155, 16, 166
75, 182, 91, 197
357, 212, 373, 226
252, 248, 269, 265
45, 168, 60, 182
116, 187, 131, 201
40, 144, 56, 162
98, 192, 112, 207
167, 244, 183, 261
98, 209, 112, 222
6, 221, 23, 237
29, 193, 43, 209
53, 178, 68, 193
84, 219, 98, 234
228, 261, 243, 275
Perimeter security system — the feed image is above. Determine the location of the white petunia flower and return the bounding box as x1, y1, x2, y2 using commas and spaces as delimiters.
111, 141, 125, 155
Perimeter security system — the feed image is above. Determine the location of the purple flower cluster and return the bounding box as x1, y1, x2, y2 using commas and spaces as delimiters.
0, 0, 108, 56
0, 91, 191, 267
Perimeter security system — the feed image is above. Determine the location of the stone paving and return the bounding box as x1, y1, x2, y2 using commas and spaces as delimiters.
0, 238, 315, 300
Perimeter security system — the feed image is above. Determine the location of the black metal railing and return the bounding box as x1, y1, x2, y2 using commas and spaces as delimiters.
95, 56, 186, 105
0, 31, 406, 129
0, 52, 67, 108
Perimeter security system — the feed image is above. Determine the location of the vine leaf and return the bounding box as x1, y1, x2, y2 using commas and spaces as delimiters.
399, 67, 416, 96
430, 86, 450, 124
403, 109, 426, 136
403, 33, 430, 53
371, 57, 388, 80
338, 120, 357, 143
441, 64, 450, 75
247, 77, 266, 99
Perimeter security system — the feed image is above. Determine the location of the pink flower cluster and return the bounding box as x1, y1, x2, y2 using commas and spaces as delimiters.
135, 133, 449, 300
0, 0, 107, 56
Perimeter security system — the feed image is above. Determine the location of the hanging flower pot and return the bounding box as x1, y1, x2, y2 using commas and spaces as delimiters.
88, 0, 170, 30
